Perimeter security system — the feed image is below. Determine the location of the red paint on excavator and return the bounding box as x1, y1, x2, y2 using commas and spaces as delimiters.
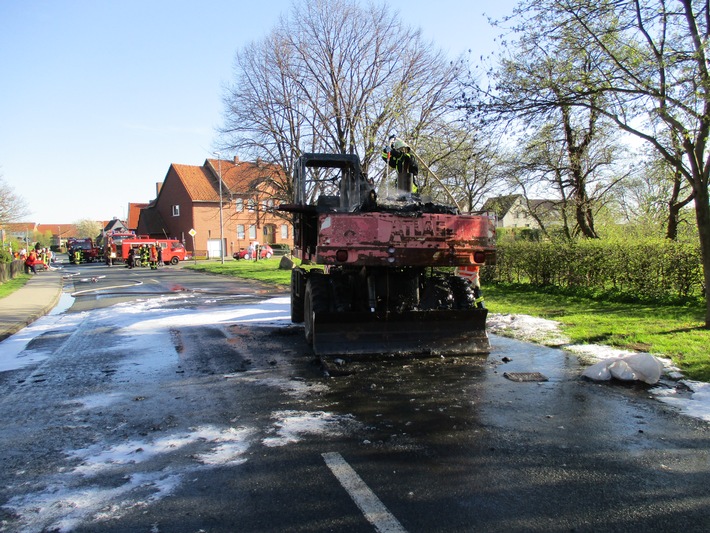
316, 212, 495, 267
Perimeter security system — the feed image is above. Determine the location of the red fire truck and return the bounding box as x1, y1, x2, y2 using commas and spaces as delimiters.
67, 238, 101, 264
118, 238, 188, 266
104, 231, 136, 264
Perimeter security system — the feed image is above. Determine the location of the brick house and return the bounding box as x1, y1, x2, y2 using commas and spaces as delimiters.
136, 157, 292, 258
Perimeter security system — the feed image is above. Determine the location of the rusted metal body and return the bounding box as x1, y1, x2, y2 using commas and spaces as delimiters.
280, 152, 496, 358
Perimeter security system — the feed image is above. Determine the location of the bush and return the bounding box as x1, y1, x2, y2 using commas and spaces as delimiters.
488, 238, 703, 303
0, 248, 14, 264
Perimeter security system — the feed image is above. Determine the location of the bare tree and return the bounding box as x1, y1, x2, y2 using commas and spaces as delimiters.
0, 175, 29, 224
412, 124, 506, 212
219, 0, 463, 204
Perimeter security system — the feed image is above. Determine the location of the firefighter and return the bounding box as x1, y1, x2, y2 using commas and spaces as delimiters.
381, 136, 419, 193
24, 249, 38, 274
455, 265, 485, 309
149, 245, 158, 270
140, 245, 149, 267
126, 247, 135, 268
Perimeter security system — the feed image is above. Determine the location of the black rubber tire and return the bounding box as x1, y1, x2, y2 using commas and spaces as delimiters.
449, 275, 476, 310
304, 274, 330, 346
291, 269, 305, 323
170, 256, 179, 265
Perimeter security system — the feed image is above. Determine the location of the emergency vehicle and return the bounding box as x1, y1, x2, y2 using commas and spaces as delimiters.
104, 231, 137, 264
67, 238, 101, 263
119, 238, 188, 266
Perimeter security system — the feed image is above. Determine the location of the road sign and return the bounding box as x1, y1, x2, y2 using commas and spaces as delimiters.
188, 229, 196, 237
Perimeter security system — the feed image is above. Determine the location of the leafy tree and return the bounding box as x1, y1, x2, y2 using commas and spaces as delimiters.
74, 219, 102, 239
465, 6, 631, 239
468, 0, 710, 327
618, 145, 694, 239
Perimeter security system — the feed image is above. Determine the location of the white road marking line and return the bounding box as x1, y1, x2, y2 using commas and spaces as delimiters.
322, 452, 408, 533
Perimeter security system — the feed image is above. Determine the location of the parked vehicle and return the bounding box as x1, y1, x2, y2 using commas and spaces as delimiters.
233, 244, 273, 260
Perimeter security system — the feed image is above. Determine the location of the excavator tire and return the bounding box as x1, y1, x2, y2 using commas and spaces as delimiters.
304, 273, 330, 345
291, 269, 305, 323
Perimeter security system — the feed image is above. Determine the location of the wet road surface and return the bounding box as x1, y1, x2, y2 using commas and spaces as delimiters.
0, 262, 708, 532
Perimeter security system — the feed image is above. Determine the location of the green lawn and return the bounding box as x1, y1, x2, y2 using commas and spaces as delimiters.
0, 274, 31, 299
185, 259, 710, 381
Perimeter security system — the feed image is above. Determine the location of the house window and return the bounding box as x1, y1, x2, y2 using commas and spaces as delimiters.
235, 198, 244, 212
247, 199, 256, 212
248, 225, 257, 239
172, 205, 180, 217
280, 224, 289, 239
237, 225, 245, 239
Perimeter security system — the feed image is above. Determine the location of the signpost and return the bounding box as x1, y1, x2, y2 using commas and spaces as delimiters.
188, 228, 197, 264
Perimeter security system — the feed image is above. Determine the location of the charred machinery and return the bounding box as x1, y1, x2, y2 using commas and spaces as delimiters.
279, 151, 496, 357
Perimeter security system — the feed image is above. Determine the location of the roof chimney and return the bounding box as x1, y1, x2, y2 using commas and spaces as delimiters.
233, 156, 240, 164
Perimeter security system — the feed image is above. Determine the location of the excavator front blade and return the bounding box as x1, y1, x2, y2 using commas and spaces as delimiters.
312, 308, 489, 357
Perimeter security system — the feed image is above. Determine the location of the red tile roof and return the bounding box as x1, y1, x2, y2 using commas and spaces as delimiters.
2, 222, 80, 238
127, 203, 149, 230
171, 159, 283, 202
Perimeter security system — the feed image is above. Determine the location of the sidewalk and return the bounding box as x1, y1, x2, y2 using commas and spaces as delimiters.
0, 269, 64, 342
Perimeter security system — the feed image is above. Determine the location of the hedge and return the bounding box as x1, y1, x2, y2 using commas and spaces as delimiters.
482, 239, 704, 301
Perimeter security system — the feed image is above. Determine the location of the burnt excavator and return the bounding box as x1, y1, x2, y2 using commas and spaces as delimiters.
279, 146, 496, 357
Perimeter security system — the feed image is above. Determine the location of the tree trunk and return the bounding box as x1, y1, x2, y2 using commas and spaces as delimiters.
574, 187, 598, 239
693, 184, 710, 327
666, 204, 680, 241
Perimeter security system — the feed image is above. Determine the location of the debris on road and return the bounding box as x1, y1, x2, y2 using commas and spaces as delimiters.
503, 371, 548, 382
582, 353, 664, 384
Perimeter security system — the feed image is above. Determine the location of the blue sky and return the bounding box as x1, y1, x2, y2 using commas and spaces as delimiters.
0, 0, 517, 224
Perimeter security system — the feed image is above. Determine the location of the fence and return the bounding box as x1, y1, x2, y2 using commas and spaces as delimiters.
0, 260, 27, 283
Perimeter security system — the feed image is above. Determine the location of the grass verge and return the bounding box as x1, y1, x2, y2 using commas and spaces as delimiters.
0, 274, 31, 299
185, 260, 710, 382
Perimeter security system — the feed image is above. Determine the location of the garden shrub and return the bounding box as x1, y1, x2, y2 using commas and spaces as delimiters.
489, 238, 703, 303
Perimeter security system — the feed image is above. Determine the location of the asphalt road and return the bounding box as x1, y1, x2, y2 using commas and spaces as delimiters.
0, 262, 708, 532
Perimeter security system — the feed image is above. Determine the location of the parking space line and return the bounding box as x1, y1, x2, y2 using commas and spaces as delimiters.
322, 452, 407, 533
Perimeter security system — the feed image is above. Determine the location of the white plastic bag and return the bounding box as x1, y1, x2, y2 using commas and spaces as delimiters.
582, 353, 663, 384
623, 353, 663, 384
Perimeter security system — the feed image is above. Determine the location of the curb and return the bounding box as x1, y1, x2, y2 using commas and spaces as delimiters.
0, 270, 64, 342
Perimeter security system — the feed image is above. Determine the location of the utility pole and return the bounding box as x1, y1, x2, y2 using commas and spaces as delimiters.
214, 152, 225, 264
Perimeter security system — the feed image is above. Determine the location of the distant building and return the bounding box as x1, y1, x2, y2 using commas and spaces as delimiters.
102, 218, 131, 235
1, 222, 81, 249
482, 194, 560, 229
135, 157, 292, 258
